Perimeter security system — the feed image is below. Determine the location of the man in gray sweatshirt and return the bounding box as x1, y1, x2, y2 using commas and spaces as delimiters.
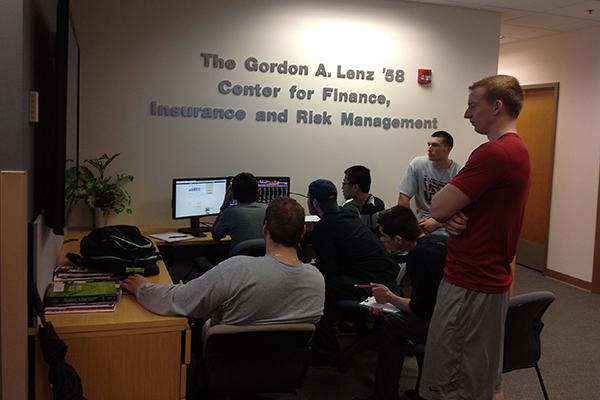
122, 197, 325, 326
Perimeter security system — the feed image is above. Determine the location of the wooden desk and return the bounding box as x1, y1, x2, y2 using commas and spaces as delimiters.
35, 229, 191, 400
140, 226, 231, 268
140, 225, 229, 246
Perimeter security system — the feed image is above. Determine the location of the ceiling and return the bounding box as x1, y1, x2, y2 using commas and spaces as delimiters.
408, 0, 600, 43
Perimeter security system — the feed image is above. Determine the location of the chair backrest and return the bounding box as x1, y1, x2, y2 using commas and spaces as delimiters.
359, 211, 382, 233
201, 323, 315, 395
503, 291, 555, 373
229, 238, 266, 257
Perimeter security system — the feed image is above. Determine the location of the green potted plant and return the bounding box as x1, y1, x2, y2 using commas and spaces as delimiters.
68, 153, 134, 227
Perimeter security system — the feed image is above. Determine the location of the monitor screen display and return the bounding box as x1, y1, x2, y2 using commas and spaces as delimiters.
173, 177, 228, 219
256, 176, 290, 204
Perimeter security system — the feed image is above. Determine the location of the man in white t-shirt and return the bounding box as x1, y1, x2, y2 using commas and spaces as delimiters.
398, 131, 461, 235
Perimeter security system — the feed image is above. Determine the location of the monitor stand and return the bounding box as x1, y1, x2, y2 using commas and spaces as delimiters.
178, 217, 207, 237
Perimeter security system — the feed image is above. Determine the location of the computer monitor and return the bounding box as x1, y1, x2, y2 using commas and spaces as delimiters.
255, 176, 290, 204
172, 177, 227, 236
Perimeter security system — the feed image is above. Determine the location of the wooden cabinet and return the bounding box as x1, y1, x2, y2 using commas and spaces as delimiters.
35, 230, 190, 400
1, 171, 28, 400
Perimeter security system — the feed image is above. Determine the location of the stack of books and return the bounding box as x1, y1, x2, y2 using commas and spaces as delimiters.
44, 280, 119, 315
54, 265, 114, 281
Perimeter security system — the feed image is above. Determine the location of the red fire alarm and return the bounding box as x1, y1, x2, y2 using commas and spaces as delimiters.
418, 69, 432, 85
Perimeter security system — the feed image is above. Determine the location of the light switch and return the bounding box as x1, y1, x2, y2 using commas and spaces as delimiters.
29, 91, 39, 123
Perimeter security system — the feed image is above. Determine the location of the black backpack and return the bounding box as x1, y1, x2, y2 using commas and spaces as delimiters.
67, 225, 160, 276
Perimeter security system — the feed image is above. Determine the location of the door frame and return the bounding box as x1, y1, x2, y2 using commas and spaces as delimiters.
593, 170, 600, 293
519, 83, 559, 272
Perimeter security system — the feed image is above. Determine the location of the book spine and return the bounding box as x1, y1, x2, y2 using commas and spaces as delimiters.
45, 294, 118, 306
45, 305, 116, 314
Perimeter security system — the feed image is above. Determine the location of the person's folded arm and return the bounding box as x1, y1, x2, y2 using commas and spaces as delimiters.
429, 183, 472, 223
397, 193, 411, 208
212, 186, 235, 241
418, 217, 443, 234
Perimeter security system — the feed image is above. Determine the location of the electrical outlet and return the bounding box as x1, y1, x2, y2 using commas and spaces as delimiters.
29, 91, 39, 123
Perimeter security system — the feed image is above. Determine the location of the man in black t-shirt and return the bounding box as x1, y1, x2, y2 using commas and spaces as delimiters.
354, 206, 445, 400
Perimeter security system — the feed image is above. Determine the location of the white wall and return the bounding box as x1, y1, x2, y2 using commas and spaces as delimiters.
499, 26, 600, 283
71, 0, 499, 227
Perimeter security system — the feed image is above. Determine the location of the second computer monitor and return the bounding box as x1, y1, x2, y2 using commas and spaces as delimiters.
172, 177, 228, 236
256, 176, 290, 204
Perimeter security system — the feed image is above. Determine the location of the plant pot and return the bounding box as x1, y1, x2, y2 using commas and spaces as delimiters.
92, 208, 109, 229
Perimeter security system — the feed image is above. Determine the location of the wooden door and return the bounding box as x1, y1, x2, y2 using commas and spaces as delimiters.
1, 171, 29, 400
515, 84, 559, 271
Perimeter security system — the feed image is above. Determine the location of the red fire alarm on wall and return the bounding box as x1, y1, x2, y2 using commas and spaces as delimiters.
418, 69, 432, 85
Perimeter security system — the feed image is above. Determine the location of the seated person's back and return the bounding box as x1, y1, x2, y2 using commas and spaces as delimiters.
313, 209, 397, 288
183, 254, 324, 324
401, 228, 446, 320
356, 206, 446, 400
212, 172, 267, 250
375, 205, 447, 320
308, 179, 399, 299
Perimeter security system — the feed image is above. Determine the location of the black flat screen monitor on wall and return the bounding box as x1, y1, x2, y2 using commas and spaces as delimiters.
172, 177, 228, 236
45, 0, 79, 235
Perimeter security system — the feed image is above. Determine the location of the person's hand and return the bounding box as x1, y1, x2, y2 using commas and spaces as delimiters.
446, 211, 468, 236
220, 186, 234, 211
121, 274, 147, 295
418, 217, 443, 234
371, 283, 394, 305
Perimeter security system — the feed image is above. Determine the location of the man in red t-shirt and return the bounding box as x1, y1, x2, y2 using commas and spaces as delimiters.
418, 75, 531, 400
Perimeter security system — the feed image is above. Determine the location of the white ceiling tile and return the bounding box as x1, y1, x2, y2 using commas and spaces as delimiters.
550, 1, 600, 21
486, 0, 583, 12
507, 13, 587, 28
552, 18, 600, 30
415, 0, 466, 5
478, 5, 536, 21
416, 0, 493, 7
444, 0, 495, 5
500, 23, 559, 38
500, 34, 527, 43
414, 0, 599, 43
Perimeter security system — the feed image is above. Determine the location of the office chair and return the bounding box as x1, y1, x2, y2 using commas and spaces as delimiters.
191, 238, 266, 278
335, 265, 410, 373
200, 323, 315, 396
335, 299, 379, 372
228, 238, 266, 257
503, 290, 555, 400
404, 291, 555, 399
359, 211, 381, 232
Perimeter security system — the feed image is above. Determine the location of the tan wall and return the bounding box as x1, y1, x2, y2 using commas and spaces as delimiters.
499, 26, 600, 283
71, 0, 500, 227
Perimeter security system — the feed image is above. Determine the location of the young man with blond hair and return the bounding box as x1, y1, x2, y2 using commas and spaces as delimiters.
419, 75, 531, 400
